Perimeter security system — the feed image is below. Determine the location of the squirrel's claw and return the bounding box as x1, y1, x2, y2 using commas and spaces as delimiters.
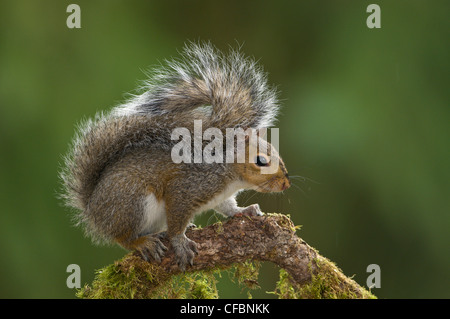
171, 234, 198, 271
136, 235, 167, 263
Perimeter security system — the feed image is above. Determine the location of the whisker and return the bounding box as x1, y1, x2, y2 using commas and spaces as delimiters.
288, 174, 320, 184
301, 176, 320, 184
290, 182, 309, 198
242, 189, 261, 206
241, 177, 275, 206
289, 176, 307, 183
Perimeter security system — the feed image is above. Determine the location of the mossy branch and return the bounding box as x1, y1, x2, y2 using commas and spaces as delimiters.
78, 214, 376, 299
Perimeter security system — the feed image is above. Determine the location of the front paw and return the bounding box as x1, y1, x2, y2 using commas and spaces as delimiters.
240, 203, 263, 216
171, 234, 198, 271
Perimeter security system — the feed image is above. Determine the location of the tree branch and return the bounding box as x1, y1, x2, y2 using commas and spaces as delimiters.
78, 214, 376, 299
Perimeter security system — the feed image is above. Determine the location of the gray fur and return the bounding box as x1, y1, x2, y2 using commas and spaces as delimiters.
114, 42, 279, 128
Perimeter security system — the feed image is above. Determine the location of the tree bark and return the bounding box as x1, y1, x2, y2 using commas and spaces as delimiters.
79, 214, 375, 299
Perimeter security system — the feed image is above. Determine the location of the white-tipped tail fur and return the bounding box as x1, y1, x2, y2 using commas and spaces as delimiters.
114, 42, 279, 128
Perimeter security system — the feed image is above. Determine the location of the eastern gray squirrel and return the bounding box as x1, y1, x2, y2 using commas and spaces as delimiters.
60, 43, 290, 270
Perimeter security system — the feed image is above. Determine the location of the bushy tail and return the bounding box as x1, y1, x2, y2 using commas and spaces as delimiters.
115, 42, 279, 129
59, 114, 168, 212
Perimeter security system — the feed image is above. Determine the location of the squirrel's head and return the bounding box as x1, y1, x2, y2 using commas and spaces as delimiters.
234, 131, 290, 193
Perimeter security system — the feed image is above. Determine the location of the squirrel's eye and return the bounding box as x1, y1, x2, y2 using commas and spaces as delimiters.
255, 155, 268, 167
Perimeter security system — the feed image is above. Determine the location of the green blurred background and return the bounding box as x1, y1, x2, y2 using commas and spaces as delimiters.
0, 0, 448, 298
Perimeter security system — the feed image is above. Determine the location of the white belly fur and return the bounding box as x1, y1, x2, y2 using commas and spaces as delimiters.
141, 193, 167, 235
141, 180, 250, 234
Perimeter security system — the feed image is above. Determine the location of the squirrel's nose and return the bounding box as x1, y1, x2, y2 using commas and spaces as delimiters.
282, 173, 291, 190
281, 179, 291, 191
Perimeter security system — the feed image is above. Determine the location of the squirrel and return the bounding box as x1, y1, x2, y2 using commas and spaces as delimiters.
60, 42, 291, 270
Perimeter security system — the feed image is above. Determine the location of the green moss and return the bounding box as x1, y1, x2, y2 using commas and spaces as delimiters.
186, 273, 219, 299
273, 257, 376, 299
271, 268, 301, 299
155, 269, 219, 299
76, 255, 221, 299
77, 255, 376, 299
77, 255, 265, 299
229, 260, 261, 298
76, 256, 165, 299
